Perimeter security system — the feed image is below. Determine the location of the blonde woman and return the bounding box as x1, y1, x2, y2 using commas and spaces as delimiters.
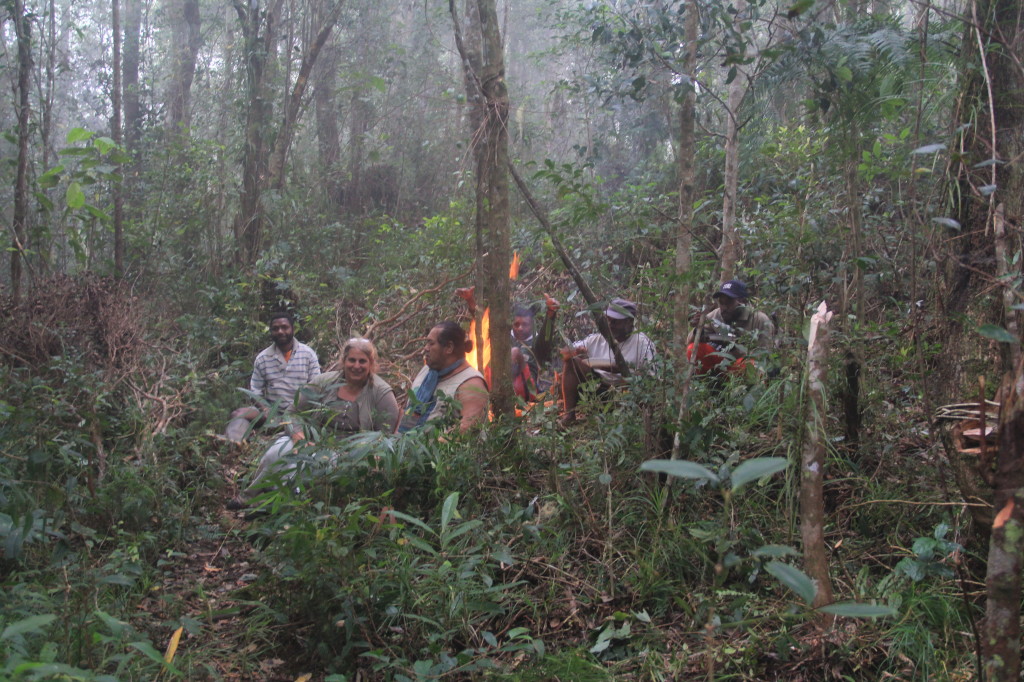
228, 338, 398, 509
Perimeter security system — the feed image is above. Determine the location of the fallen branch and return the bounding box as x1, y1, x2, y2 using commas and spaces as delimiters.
363, 267, 472, 341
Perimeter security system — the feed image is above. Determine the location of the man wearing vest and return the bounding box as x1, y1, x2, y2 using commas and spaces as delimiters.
224, 311, 321, 442
399, 321, 489, 433
688, 279, 774, 375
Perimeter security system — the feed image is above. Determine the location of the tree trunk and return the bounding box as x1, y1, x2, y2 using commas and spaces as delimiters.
314, 38, 342, 205
11, 0, 32, 301
719, 0, 748, 284
111, 0, 124, 277
673, 0, 698, 360
983, 366, 1024, 681
267, 0, 345, 191
232, 0, 282, 266
164, 0, 201, 138
801, 301, 835, 623
122, 0, 142, 152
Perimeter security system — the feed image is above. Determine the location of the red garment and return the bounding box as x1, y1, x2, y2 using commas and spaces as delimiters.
686, 343, 754, 376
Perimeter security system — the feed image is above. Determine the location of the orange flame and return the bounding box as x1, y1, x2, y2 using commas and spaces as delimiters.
467, 307, 492, 388
509, 252, 520, 281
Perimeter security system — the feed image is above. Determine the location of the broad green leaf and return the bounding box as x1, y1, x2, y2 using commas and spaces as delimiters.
94, 136, 117, 154
66, 127, 93, 143
388, 510, 437, 536
752, 544, 800, 558
911, 143, 945, 154
66, 182, 85, 209
765, 561, 816, 605
85, 204, 111, 222
441, 491, 459, 535
1, 614, 56, 641
978, 324, 1017, 344
640, 459, 719, 484
731, 457, 789, 492
818, 602, 897, 618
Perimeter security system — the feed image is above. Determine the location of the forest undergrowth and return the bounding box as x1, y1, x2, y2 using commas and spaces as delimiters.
0, 270, 984, 681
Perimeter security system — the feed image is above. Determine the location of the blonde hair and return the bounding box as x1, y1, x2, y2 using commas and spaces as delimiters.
341, 337, 379, 372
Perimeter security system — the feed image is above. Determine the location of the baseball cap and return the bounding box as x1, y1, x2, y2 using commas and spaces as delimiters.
605, 298, 638, 320
713, 280, 749, 300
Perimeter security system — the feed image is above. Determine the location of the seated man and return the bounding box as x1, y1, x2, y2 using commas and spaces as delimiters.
559, 298, 656, 424
224, 311, 321, 442
399, 321, 489, 433
456, 287, 559, 401
687, 279, 775, 375
510, 295, 559, 400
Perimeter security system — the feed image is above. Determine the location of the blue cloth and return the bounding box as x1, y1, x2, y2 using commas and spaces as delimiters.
399, 359, 466, 432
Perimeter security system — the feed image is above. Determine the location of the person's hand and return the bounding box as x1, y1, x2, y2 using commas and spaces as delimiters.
560, 346, 587, 361
455, 286, 477, 314
290, 430, 305, 443
543, 293, 560, 316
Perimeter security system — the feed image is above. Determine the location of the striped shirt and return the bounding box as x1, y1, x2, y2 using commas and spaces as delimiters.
250, 341, 321, 410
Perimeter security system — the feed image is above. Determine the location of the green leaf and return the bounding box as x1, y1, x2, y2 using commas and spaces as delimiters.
66, 127, 94, 143
1, 614, 57, 641
978, 324, 1017, 344
640, 459, 719, 484
911, 143, 945, 155
731, 457, 789, 492
388, 510, 437, 536
818, 602, 897, 618
765, 561, 816, 605
931, 217, 960, 230
94, 137, 117, 154
441, 492, 459, 535
752, 544, 800, 558
66, 182, 85, 209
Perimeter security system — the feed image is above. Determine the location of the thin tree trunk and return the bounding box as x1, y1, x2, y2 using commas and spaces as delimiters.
164, 0, 201, 138
314, 38, 342, 205
11, 0, 32, 301
451, 0, 513, 417
232, 0, 283, 266
267, 0, 345, 191
122, 0, 142, 152
845, 156, 864, 324
983, 363, 1024, 681
673, 0, 698, 362
801, 301, 835, 623
111, 0, 125, 276
719, 0, 747, 283
993, 204, 1021, 371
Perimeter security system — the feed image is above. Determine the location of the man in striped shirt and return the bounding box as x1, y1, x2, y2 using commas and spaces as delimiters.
224, 311, 321, 442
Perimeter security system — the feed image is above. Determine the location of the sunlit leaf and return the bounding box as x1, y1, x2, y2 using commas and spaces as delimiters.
973, 158, 1002, 168
164, 626, 183, 663
765, 561, 816, 605
640, 459, 719, 484
979, 184, 997, 196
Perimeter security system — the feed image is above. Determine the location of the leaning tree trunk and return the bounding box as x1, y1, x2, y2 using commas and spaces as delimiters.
983, 364, 1024, 681
801, 301, 835, 624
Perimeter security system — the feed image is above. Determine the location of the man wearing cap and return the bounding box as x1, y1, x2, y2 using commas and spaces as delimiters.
224, 310, 321, 442
688, 279, 774, 374
559, 298, 656, 424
